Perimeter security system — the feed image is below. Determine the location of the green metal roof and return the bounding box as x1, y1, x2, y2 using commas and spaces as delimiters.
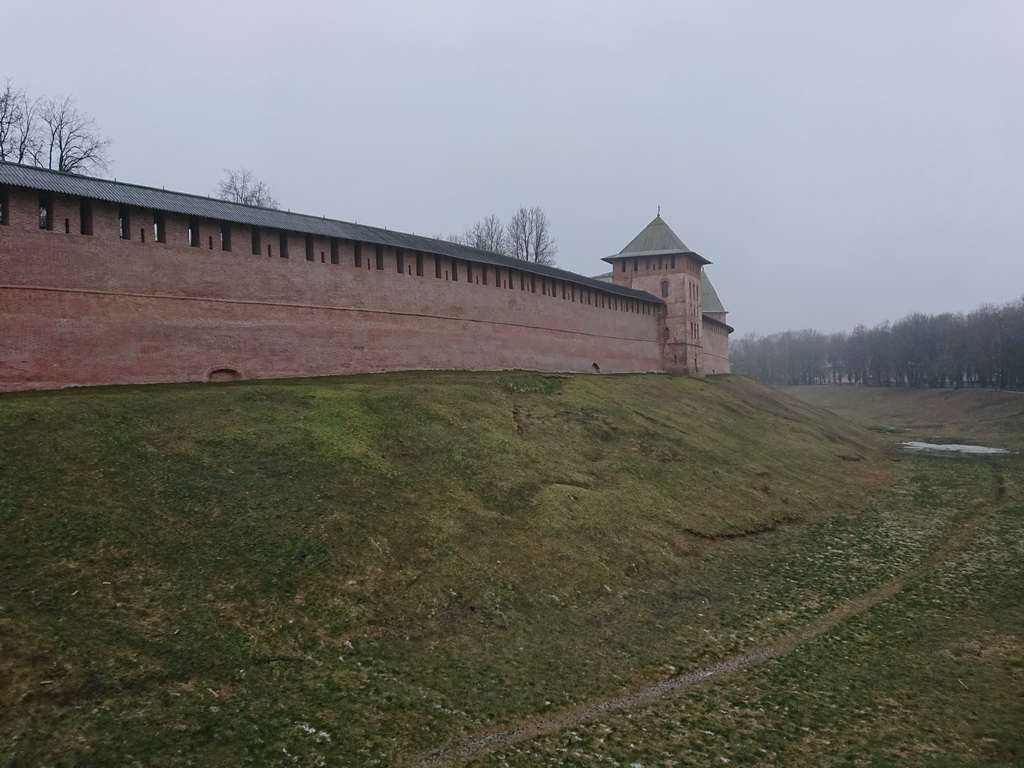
701, 272, 726, 313
602, 215, 711, 265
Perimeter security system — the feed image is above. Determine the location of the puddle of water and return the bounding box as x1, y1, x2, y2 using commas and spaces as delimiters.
901, 441, 1009, 456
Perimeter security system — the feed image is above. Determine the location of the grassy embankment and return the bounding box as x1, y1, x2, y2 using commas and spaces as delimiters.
781, 383, 1024, 447
1, 374, 1020, 766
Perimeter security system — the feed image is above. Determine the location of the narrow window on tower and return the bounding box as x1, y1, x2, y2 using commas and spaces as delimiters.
451, 258, 459, 281
188, 217, 200, 247
251, 226, 261, 255
0, 186, 8, 225
154, 213, 166, 242
415, 251, 424, 276
305, 235, 314, 261
661, 280, 669, 298
39, 194, 53, 231
465, 261, 473, 282
330, 239, 340, 264
279, 231, 288, 258
79, 200, 93, 235
434, 253, 442, 278
354, 242, 363, 267
221, 222, 232, 251
374, 244, 384, 270
118, 206, 131, 240
395, 248, 405, 273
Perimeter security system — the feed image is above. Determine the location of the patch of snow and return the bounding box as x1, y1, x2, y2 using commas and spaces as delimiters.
297, 723, 332, 743
901, 442, 1008, 455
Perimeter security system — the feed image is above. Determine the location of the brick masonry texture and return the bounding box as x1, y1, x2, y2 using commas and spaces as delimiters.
2, 184, 688, 391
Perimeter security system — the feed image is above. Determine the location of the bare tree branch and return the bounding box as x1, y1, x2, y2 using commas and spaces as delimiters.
0, 79, 42, 165
33, 94, 111, 174
507, 205, 558, 265
0, 79, 23, 162
215, 167, 279, 208
462, 213, 510, 255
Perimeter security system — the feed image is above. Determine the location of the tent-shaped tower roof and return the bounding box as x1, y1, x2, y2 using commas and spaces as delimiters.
602, 215, 711, 265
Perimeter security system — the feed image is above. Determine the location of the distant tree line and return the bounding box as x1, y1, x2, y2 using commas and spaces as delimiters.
732, 297, 1024, 389
446, 206, 558, 266
0, 78, 112, 175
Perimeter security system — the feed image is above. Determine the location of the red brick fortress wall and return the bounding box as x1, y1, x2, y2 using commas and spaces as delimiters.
701, 319, 731, 374
1, 187, 664, 391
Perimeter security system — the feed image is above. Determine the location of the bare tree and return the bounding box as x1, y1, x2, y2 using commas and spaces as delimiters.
1, 82, 112, 174
506, 205, 557, 265
215, 167, 279, 208
0, 79, 39, 165
462, 214, 509, 255
33, 94, 112, 174
0, 79, 23, 161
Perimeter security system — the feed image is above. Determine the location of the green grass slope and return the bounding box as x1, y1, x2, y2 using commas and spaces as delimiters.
0, 372, 957, 766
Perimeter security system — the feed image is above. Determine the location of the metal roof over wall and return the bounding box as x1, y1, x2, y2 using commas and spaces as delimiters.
0, 161, 662, 305
701, 272, 727, 314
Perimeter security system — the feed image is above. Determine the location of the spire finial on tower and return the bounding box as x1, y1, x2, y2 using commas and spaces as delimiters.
657, 205, 660, 217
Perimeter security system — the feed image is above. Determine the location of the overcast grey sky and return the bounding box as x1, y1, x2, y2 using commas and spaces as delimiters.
5, 0, 1022, 335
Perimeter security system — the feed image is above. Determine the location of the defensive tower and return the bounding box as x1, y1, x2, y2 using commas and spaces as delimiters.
603, 215, 712, 375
